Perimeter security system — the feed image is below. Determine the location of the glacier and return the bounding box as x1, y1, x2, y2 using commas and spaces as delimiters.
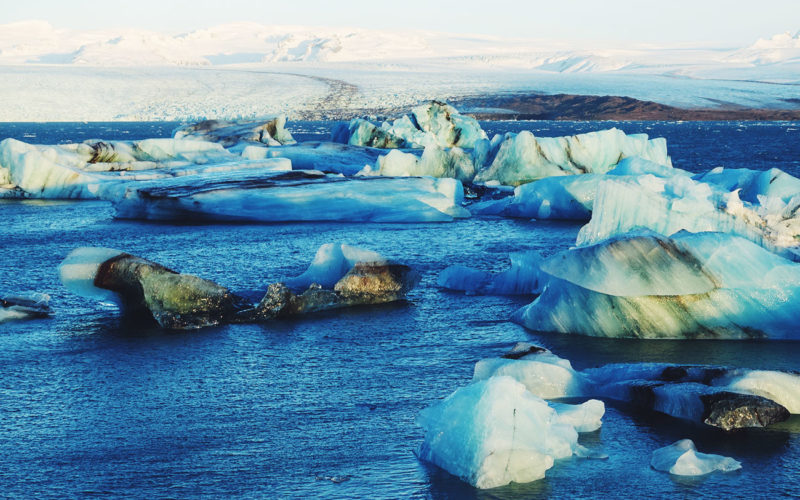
514, 231, 800, 339
59, 244, 420, 329
651, 440, 741, 476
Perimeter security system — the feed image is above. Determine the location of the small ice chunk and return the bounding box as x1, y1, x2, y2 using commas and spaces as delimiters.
551, 399, 605, 432
58, 247, 127, 304
651, 439, 741, 476
285, 243, 385, 290
473, 353, 585, 399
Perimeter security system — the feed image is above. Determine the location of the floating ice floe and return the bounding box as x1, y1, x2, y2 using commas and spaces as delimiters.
695, 167, 800, 204
333, 100, 487, 149
0, 292, 52, 323
417, 376, 583, 489
173, 116, 296, 147
651, 440, 741, 476
417, 343, 607, 489
112, 170, 470, 223
437, 250, 543, 295
58, 244, 420, 329
514, 230, 800, 339
472, 128, 671, 186
576, 171, 800, 260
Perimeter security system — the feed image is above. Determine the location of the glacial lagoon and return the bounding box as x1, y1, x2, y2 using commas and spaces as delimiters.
1, 120, 800, 498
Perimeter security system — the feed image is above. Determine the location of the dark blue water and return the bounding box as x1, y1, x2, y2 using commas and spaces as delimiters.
1, 121, 800, 498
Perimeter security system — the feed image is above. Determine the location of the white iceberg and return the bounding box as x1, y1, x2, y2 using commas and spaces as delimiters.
576, 173, 800, 260
437, 250, 543, 295
695, 167, 800, 204
472, 351, 586, 399
473, 128, 671, 186
514, 231, 800, 339
651, 440, 741, 476
417, 376, 581, 489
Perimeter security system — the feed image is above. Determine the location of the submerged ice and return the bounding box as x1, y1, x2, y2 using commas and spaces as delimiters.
651, 440, 741, 476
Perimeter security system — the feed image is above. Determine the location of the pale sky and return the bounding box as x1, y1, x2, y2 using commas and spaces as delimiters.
2, 0, 798, 45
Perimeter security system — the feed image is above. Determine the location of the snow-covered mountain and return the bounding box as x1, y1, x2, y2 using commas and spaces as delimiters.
1, 20, 798, 77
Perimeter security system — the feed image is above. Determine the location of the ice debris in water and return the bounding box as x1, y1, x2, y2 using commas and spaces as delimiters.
285, 243, 385, 290
437, 250, 543, 295
651, 440, 741, 476
417, 376, 581, 489
514, 230, 800, 339
0, 292, 52, 322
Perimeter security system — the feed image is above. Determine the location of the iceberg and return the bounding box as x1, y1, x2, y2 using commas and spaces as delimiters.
695, 167, 800, 204
473, 157, 690, 220
584, 362, 793, 430
437, 250, 543, 295
576, 174, 800, 260
417, 376, 581, 489
365, 145, 477, 183
59, 247, 249, 329
488, 347, 797, 430
651, 440, 741, 476
59, 244, 420, 329
262, 142, 386, 176
473, 128, 671, 186
0, 292, 51, 322
112, 170, 470, 223
515, 231, 800, 339
173, 116, 296, 147
333, 101, 488, 149
0, 137, 282, 199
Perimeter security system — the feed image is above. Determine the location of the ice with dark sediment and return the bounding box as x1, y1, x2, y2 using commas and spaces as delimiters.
111, 169, 470, 223
514, 230, 800, 339
474, 345, 799, 431
58, 244, 420, 329
172, 116, 296, 147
